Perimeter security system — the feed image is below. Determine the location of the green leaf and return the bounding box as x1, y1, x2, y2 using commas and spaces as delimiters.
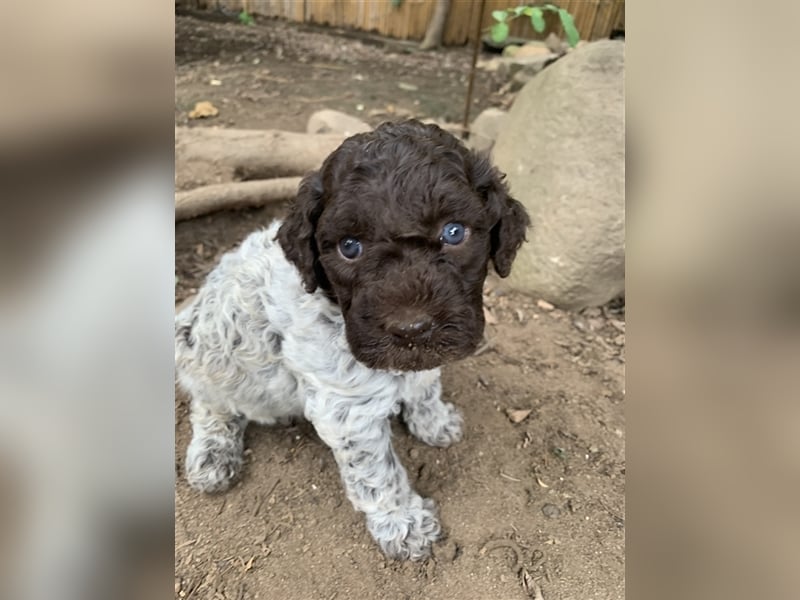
512, 6, 526, 16
530, 7, 545, 33
490, 22, 510, 43
542, 3, 560, 11
238, 10, 254, 25
491, 10, 507, 22
521, 6, 533, 16
558, 8, 580, 47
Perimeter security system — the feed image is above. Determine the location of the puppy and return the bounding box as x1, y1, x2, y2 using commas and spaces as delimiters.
176, 120, 530, 560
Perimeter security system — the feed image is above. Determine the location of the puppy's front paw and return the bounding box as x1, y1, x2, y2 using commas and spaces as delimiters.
368, 497, 442, 561
185, 434, 244, 493
407, 402, 463, 448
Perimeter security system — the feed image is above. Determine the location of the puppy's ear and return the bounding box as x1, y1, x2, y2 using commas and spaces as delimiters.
276, 171, 325, 293
471, 154, 531, 278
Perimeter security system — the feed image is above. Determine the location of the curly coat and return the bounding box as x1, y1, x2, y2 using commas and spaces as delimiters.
176, 120, 530, 560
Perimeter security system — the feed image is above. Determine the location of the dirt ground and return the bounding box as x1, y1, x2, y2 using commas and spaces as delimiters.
175, 13, 624, 600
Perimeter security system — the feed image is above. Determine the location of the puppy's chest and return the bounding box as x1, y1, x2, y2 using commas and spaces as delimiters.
231, 226, 434, 401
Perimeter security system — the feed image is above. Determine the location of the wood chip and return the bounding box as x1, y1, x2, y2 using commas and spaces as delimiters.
188, 101, 219, 119
536, 299, 555, 311
506, 408, 532, 423
483, 306, 498, 325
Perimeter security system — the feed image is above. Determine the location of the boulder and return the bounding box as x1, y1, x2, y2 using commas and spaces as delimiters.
492, 40, 625, 309
467, 108, 507, 154
306, 109, 371, 136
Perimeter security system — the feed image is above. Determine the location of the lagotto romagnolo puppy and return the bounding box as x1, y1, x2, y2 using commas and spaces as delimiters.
176, 119, 530, 560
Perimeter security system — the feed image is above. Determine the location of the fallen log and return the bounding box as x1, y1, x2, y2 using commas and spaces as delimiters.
175, 177, 302, 221
175, 127, 345, 186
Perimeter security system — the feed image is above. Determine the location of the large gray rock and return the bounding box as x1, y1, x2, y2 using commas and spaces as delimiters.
467, 108, 507, 153
306, 109, 371, 136
492, 40, 624, 309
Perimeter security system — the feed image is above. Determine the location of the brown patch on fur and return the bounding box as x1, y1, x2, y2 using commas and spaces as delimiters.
278, 120, 530, 371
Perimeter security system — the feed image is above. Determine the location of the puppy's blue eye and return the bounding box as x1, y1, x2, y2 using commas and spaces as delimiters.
440, 223, 466, 245
338, 237, 363, 260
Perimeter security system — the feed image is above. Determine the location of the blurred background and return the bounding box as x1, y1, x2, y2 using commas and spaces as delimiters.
0, 2, 174, 599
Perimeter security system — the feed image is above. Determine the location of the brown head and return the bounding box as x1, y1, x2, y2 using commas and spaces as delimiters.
277, 119, 530, 371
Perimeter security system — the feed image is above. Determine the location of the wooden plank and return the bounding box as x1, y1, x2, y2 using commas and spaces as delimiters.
307, 0, 330, 26
417, 0, 440, 42
570, 0, 586, 38
365, 0, 381, 33
594, 0, 617, 39
613, 0, 625, 31
442, 0, 474, 46
385, 0, 406, 39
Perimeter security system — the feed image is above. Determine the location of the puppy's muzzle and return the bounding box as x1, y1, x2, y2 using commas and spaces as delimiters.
385, 308, 434, 340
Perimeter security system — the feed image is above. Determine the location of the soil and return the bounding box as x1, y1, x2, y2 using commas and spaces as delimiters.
175, 13, 625, 600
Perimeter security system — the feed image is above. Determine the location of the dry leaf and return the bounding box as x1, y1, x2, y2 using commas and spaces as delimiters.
520, 569, 544, 599
483, 306, 498, 325
188, 101, 219, 119
536, 299, 555, 311
240, 555, 255, 573
506, 408, 532, 423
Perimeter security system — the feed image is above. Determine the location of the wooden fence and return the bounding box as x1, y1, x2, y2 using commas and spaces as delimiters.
180, 1, 624, 46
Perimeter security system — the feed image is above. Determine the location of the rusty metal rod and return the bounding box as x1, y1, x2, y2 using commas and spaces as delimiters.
461, 0, 486, 138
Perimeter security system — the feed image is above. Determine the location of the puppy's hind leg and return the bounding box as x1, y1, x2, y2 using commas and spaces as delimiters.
185, 398, 248, 493
402, 374, 463, 448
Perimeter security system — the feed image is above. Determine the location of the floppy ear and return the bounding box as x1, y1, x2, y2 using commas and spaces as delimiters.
470, 154, 531, 278
276, 171, 326, 293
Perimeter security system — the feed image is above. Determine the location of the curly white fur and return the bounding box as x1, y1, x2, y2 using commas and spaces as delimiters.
176, 220, 464, 560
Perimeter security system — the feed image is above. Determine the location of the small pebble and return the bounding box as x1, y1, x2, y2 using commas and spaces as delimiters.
435, 539, 459, 562
542, 503, 561, 518
408, 448, 420, 460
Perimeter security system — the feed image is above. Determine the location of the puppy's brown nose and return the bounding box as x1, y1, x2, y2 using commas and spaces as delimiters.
386, 311, 433, 338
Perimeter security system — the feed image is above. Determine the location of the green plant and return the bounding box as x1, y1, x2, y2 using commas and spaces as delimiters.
490, 4, 580, 47
238, 10, 255, 26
